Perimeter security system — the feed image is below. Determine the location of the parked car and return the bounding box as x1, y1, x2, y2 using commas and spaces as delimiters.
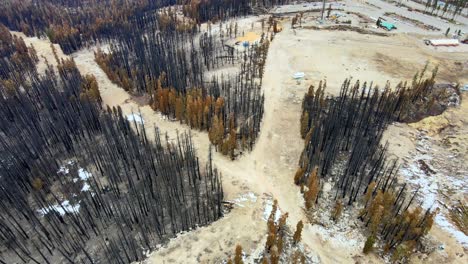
376, 17, 397, 31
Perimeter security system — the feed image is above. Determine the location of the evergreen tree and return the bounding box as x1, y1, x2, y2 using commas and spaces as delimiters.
363, 235, 376, 254
331, 199, 344, 222
293, 220, 304, 244
234, 245, 244, 264
304, 167, 319, 210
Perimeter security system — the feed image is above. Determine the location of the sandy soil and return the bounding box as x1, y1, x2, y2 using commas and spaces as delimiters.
10, 32, 66, 74
275, 26, 468, 95
148, 197, 267, 263
10, 4, 468, 263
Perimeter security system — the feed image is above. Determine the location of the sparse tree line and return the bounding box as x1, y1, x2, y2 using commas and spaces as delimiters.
0, 24, 38, 85
0, 0, 179, 53
182, 0, 292, 24
295, 67, 445, 261
225, 200, 308, 264
95, 17, 276, 159
296, 79, 403, 203
360, 184, 436, 261
423, 0, 467, 19
0, 0, 291, 54
0, 27, 223, 263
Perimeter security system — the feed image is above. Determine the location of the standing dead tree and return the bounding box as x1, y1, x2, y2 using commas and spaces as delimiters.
0, 27, 223, 264
0, 0, 292, 54
295, 69, 446, 257
95, 17, 274, 159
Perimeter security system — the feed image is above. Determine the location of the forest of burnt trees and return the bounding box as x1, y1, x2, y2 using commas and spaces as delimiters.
0, 1, 291, 262
295, 69, 449, 260
94, 12, 279, 159
0, 24, 223, 264
0, 0, 291, 54
0, 1, 287, 160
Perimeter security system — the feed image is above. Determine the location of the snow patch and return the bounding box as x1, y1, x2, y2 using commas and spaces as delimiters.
81, 182, 91, 192
229, 192, 257, 207
400, 133, 468, 248
57, 166, 69, 174
77, 168, 93, 193
448, 177, 468, 193
263, 199, 281, 222
38, 200, 80, 216
399, 136, 440, 211
127, 113, 144, 123
311, 223, 365, 249
435, 214, 468, 247
78, 168, 92, 181
400, 164, 438, 210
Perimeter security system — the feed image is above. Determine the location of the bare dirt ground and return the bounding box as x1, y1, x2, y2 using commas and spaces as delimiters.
10, 32, 66, 74
10, 2, 468, 263
280, 27, 468, 94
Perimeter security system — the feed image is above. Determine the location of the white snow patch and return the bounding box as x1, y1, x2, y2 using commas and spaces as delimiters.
81, 182, 91, 192
38, 200, 80, 216
311, 224, 365, 249
78, 168, 92, 181
57, 166, 69, 174
229, 192, 257, 207
400, 134, 468, 248
400, 164, 438, 210
263, 199, 281, 222
448, 177, 468, 193
58, 160, 76, 174
435, 214, 468, 247
77, 168, 93, 193
127, 113, 144, 123
293, 72, 305, 79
